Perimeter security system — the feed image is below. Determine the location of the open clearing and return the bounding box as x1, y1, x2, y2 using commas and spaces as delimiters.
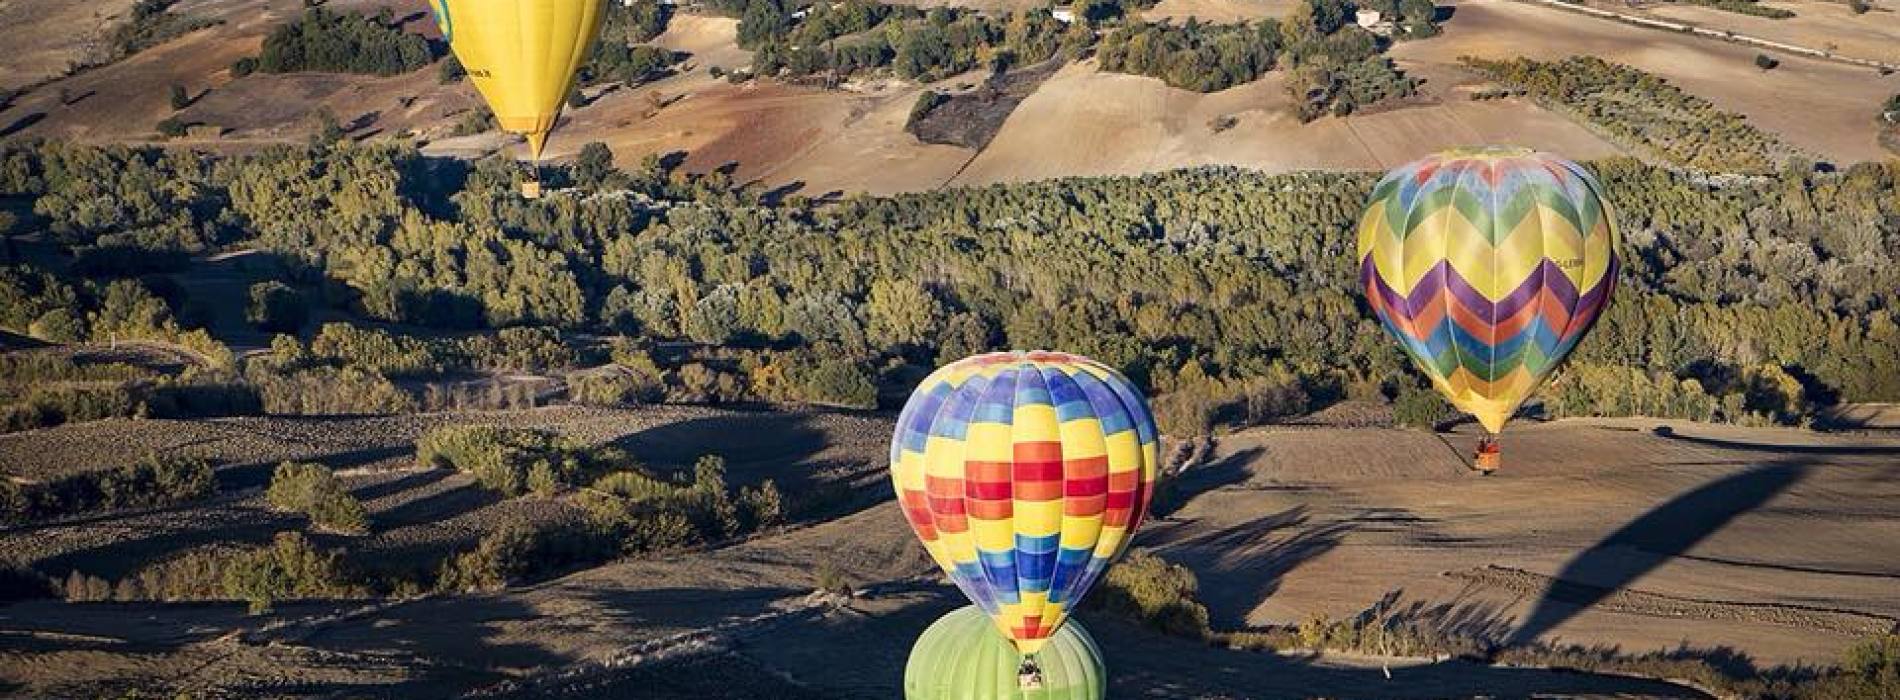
1631, 0, 1900, 66
1392, 0, 1900, 165
947, 60, 1623, 186
2, 406, 1896, 697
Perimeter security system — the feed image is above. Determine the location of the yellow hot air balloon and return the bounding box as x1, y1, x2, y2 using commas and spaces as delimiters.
431, 0, 605, 196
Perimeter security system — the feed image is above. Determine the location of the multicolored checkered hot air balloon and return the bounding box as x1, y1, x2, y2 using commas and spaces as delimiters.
1358, 147, 1619, 470
891, 351, 1158, 664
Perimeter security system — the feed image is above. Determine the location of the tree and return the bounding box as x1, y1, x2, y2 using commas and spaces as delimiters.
247, 281, 309, 333
574, 142, 618, 188
1755, 53, 1779, 70
169, 84, 190, 110
864, 278, 943, 349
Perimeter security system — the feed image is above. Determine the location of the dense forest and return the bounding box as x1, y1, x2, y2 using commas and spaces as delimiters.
1, 141, 1897, 436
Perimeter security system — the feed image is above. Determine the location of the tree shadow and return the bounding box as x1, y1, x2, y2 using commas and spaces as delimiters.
1153, 505, 1356, 629
289, 593, 575, 677
758, 180, 805, 206
1506, 461, 1811, 646
1150, 446, 1261, 517
0, 112, 45, 139
216, 445, 412, 492
371, 480, 501, 532
735, 586, 1711, 699
607, 412, 829, 491
351, 468, 453, 503
37, 507, 298, 580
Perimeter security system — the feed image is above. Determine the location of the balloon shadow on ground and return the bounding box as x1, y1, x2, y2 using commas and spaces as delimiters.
1651, 425, 1900, 457
1505, 461, 1811, 647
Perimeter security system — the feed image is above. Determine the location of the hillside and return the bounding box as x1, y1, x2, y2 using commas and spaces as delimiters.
2, 0, 1893, 193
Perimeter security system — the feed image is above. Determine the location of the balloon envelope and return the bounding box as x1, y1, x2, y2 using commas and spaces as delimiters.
905, 606, 1106, 700
430, 0, 604, 159
1357, 147, 1619, 433
891, 351, 1158, 655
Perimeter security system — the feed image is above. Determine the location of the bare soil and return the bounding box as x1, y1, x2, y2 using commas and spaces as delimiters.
1391, 0, 1900, 166
2, 409, 1896, 697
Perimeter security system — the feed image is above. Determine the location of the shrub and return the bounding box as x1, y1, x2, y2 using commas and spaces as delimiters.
1755, 53, 1779, 70
570, 369, 663, 406
3, 454, 215, 524
438, 54, 465, 83
309, 322, 442, 377
266, 461, 369, 534
1086, 549, 1211, 639
168, 84, 190, 110
435, 519, 612, 592
247, 364, 415, 415
1391, 384, 1452, 429
231, 56, 259, 77
246, 281, 308, 332
415, 425, 585, 497
156, 118, 188, 139
222, 531, 361, 613
1, 384, 140, 433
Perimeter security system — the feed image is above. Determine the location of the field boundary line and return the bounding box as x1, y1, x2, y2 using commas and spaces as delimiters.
1510, 0, 1900, 72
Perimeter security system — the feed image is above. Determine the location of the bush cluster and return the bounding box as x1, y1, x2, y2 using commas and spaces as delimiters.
265, 461, 370, 534
1462, 56, 1794, 172
255, 8, 435, 76
65, 532, 365, 613
1084, 549, 1212, 639
1, 454, 214, 524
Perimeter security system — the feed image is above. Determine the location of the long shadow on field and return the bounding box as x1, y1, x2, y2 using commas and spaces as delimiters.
218, 445, 412, 491
1149, 505, 1354, 629
38, 508, 298, 579
1505, 462, 1811, 647
351, 468, 454, 503
1150, 446, 1260, 517
294, 594, 571, 679
372, 481, 501, 532
609, 412, 829, 490
742, 588, 1710, 699
1652, 426, 1900, 457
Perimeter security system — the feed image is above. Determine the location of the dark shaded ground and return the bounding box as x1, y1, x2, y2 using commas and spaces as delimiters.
907, 60, 1064, 150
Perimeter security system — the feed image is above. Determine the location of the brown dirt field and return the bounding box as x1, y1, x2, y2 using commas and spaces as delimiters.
3, 412, 1895, 697
0, 0, 140, 91
0, 0, 465, 146
1635, 0, 1900, 65
1162, 418, 1900, 667
531, 15, 974, 196
950, 60, 1623, 186
1144, 0, 1299, 23
1392, 0, 1900, 165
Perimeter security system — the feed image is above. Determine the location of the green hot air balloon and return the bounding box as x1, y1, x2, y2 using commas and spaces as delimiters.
905, 606, 1106, 700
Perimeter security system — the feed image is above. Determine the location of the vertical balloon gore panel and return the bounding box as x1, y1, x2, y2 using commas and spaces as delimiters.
905, 606, 1106, 700
434, 0, 606, 160
890, 351, 1159, 657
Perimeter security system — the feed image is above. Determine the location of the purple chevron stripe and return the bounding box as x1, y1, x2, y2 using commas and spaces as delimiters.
1560, 256, 1618, 341
1366, 258, 1592, 325
1361, 256, 1414, 319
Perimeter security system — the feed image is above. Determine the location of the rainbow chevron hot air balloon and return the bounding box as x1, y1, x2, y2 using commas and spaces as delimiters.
1358, 147, 1619, 449
891, 351, 1158, 658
